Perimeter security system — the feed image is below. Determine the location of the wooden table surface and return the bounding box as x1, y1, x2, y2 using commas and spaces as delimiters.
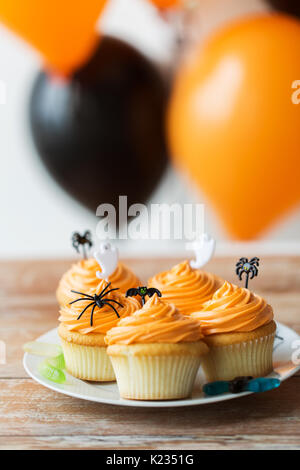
1, 257, 300, 450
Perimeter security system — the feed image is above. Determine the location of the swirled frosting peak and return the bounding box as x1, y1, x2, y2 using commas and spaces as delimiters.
58, 280, 140, 335
105, 294, 204, 345
56, 258, 140, 306
191, 281, 273, 335
148, 260, 222, 315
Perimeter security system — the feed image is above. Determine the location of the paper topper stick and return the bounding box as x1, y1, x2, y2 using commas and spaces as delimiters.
235, 257, 259, 289
71, 231, 92, 259
94, 242, 119, 281
186, 233, 216, 269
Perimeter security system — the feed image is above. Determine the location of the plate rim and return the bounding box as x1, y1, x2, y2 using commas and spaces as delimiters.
23, 321, 300, 408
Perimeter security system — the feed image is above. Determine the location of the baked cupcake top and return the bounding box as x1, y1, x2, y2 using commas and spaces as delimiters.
148, 260, 222, 315
57, 258, 140, 305
191, 281, 273, 335
105, 294, 204, 345
58, 280, 140, 335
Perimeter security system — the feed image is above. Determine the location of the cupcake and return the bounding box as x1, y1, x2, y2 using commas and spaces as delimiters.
148, 260, 222, 316
105, 294, 208, 400
58, 280, 140, 381
57, 257, 140, 307
191, 281, 276, 382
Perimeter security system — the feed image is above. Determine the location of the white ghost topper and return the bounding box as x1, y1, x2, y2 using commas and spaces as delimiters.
186, 233, 216, 269
94, 242, 119, 281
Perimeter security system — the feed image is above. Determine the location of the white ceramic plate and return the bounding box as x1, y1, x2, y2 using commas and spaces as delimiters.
23, 322, 300, 408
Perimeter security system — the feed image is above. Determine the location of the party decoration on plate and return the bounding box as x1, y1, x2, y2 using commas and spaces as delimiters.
168, 14, 300, 239
203, 376, 281, 396
24, 320, 299, 406
235, 257, 259, 289
70, 282, 124, 325
94, 242, 118, 281
0, 0, 107, 75
186, 233, 216, 269
126, 286, 162, 305
72, 231, 93, 259
38, 360, 66, 384
23, 341, 66, 384
30, 36, 169, 217
45, 354, 65, 370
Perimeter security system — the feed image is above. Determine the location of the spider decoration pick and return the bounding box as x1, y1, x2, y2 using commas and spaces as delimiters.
69, 282, 123, 326
235, 257, 259, 289
72, 231, 93, 259
126, 286, 162, 305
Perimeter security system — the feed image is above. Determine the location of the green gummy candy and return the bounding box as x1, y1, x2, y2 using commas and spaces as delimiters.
46, 353, 65, 370
38, 360, 66, 384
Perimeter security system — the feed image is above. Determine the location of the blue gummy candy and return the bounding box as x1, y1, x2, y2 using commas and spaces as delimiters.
246, 378, 281, 393
203, 381, 230, 396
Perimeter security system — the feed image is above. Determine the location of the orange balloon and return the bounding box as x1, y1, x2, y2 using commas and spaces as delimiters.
149, 0, 179, 9
0, 0, 107, 75
168, 14, 300, 240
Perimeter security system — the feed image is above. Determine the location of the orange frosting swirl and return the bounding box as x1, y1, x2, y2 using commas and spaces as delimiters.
191, 281, 273, 335
105, 294, 204, 345
57, 258, 140, 306
58, 280, 141, 335
148, 260, 221, 315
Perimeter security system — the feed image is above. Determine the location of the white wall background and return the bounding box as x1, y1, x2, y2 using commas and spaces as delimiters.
0, 0, 300, 259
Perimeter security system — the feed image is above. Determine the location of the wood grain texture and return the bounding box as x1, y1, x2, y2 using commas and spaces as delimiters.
1, 257, 300, 450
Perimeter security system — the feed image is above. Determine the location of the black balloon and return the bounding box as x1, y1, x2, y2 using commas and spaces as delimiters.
267, 1, 300, 17
30, 36, 169, 215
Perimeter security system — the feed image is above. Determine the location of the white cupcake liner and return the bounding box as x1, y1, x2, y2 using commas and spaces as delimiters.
110, 354, 202, 400
201, 332, 275, 382
61, 339, 115, 382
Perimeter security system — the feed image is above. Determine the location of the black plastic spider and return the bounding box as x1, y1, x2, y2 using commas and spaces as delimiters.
71, 230, 92, 259
126, 286, 162, 305
69, 282, 123, 326
235, 257, 259, 289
